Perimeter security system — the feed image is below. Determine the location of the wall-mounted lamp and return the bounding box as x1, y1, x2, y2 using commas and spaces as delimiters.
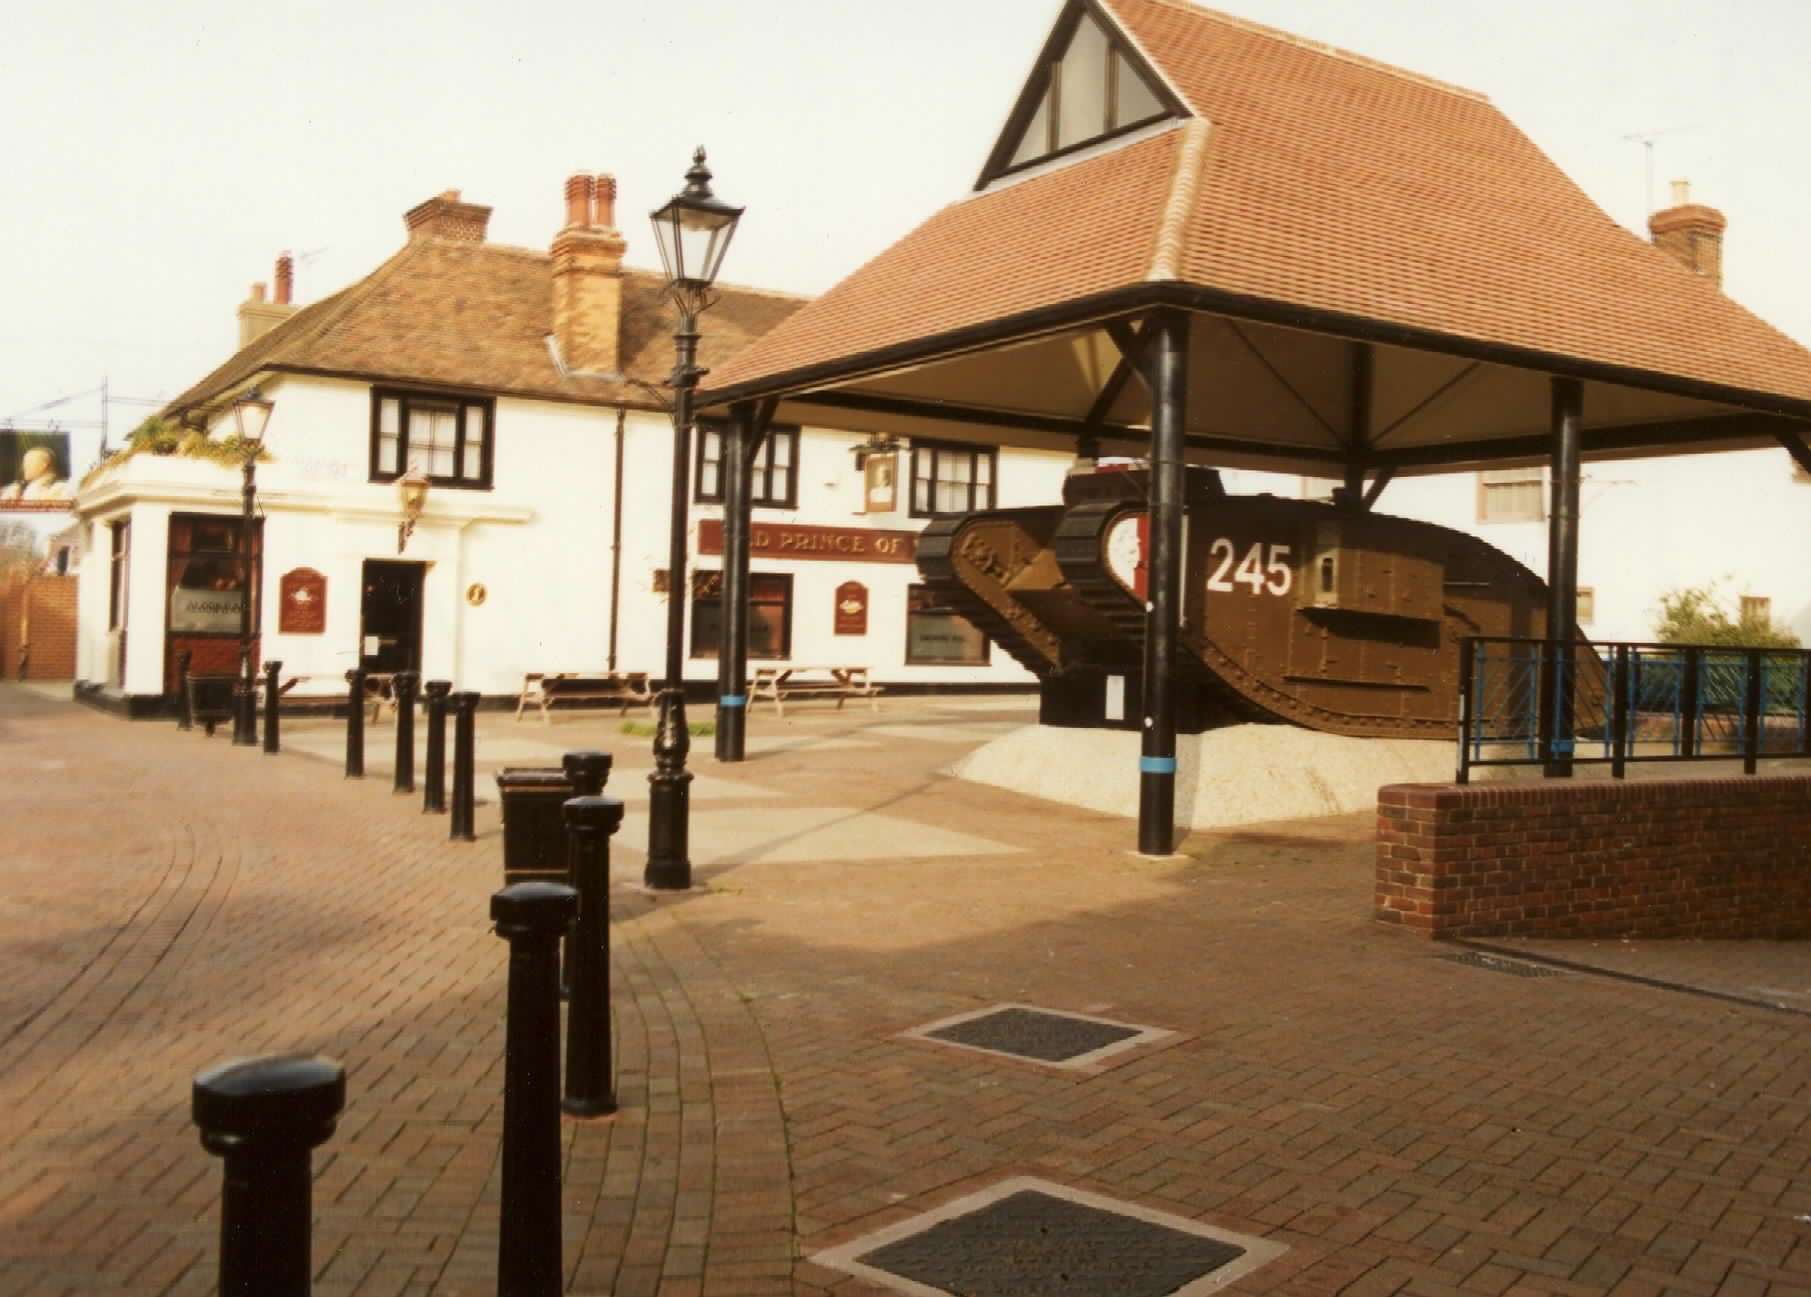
397, 467, 430, 553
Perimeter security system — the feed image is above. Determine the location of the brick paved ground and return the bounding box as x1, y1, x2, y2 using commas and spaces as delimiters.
3, 685, 1808, 1296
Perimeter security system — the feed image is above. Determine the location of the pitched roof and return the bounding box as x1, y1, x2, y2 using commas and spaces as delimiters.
165, 237, 804, 418
707, 0, 1811, 416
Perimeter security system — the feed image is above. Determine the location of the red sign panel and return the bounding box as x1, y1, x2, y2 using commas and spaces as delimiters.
278, 567, 328, 634
834, 581, 869, 635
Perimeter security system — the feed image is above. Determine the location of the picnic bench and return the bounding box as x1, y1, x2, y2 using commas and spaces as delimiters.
515, 671, 655, 723
750, 666, 882, 718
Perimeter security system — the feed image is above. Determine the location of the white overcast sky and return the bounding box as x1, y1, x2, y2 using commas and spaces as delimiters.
5, 0, 1809, 472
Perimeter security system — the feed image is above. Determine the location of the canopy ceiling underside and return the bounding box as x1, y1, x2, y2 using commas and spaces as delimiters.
762, 307, 1791, 478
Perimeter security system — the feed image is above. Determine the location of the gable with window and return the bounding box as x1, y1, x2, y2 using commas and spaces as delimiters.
981, 1, 1179, 184
371, 388, 493, 488
695, 421, 800, 508
910, 440, 997, 517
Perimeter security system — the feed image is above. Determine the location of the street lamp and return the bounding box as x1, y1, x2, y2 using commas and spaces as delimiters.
397, 467, 430, 553
230, 388, 274, 746
645, 147, 743, 891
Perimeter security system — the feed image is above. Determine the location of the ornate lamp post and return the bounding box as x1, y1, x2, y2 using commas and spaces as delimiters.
231, 389, 274, 747
644, 148, 743, 890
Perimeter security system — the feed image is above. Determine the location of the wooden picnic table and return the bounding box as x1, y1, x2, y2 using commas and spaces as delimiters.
749, 666, 882, 718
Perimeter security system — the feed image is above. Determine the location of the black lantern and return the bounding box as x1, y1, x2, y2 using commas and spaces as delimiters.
648, 148, 744, 317
233, 389, 274, 446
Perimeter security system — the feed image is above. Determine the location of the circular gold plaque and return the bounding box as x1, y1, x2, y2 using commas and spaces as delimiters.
466, 582, 488, 607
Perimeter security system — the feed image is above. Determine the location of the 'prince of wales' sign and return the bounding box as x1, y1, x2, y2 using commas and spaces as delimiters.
698, 519, 917, 564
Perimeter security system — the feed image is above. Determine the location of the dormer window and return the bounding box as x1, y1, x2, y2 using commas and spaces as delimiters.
982, 2, 1178, 186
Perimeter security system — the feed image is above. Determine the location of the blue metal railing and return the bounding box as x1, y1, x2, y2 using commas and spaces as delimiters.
1456, 637, 1811, 782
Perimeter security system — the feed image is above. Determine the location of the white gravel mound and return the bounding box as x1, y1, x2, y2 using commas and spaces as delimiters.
950, 723, 1455, 831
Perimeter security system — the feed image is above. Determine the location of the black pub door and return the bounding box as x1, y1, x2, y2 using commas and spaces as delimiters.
360, 560, 424, 675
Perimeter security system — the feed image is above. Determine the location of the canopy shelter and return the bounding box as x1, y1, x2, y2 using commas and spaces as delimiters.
698, 0, 1811, 852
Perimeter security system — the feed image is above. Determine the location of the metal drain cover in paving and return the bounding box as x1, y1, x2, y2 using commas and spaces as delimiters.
813, 1177, 1286, 1297
1442, 951, 1565, 978
903, 1003, 1173, 1068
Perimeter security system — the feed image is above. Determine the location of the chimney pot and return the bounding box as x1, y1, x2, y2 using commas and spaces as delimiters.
1670, 178, 1691, 206
274, 253, 294, 306
251, 282, 268, 304
596, 174, 618, 229
564, 173, 595, 229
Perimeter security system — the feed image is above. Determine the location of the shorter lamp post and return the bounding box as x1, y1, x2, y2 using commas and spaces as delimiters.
231, 390, 274, 747
644, 147, 743, 891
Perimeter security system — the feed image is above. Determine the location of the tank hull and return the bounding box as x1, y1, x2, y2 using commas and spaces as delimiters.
918, 481, 1580, 741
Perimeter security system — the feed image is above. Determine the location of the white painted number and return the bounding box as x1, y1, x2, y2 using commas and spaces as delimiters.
1205, 539, 1292, 597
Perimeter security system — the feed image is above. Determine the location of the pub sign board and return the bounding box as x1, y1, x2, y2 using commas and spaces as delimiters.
698, 518, 917, 564
834, 581, 869, 635
0, 430, 73, 510
279, 567, 328, 634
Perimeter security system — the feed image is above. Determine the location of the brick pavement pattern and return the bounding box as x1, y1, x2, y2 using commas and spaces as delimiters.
2, 685, 1808, 1297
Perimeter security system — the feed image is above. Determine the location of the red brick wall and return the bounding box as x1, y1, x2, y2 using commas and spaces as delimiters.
22, 576, 77, 680
1377, 777, 1811, 940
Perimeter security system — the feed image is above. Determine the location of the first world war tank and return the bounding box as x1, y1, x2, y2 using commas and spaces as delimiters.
915, 467, 1581, 741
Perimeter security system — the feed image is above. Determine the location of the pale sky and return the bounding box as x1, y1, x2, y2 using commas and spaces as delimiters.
5, 0, 1809, 477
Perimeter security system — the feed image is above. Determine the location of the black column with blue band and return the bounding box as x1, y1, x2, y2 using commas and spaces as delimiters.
716, 401, 756, 762
1139, 308, 1189, 856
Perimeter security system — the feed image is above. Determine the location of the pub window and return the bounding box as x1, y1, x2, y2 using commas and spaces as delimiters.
694, 421, 800, 508
910, 440, 997, 517
371, 388, 493, 489
166, 514, 262, 636
987, 3, 1175, 182
690, 570, 793, 660
1476, 468, 1544, 523
906, 584, 990, 666
1740, 595, 1772, 626
108, 520, 130, 630
1576, 586, 1595, 624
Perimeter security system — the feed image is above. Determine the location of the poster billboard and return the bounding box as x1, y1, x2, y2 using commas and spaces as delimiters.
0, 431, 74, 510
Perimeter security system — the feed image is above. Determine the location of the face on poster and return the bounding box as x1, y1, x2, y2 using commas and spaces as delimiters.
0, 433, 73, 509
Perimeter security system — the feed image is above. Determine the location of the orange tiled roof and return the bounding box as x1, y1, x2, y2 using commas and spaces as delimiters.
709, 0, 1811, 412
165, 238, 803, 418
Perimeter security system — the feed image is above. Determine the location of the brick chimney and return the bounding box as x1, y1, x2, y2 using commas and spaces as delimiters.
550, 172, 629, 375
1648, 179, 1726, 287
237, 254, 301, 348
404, 188, 492, 243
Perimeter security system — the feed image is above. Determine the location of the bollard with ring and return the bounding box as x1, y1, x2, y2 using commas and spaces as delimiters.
344, 668, 366, 779
491, 880, 576, 1297
192, 1053, 346, 1297
422, 680, 452, 814
392, 670, 419, 795
563, 795, 623, 1118
559, 751, 613, 998
449, 690, 479, 842
263, 659, 283, 754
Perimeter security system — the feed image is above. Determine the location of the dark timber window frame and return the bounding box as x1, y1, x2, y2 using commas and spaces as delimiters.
369, 387, 495, 490
905, 583, 991, 666
695, 419, 800, 509
976, 0, 1184, 188
910, 439, 998, 518
690, 569, 793, 661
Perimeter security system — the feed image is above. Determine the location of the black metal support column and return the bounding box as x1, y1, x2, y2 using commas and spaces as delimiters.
647, 312, 701, 891
1743, 648, 1764, 775
450, 691, 478, 842
232, 456, 259, 747
1544, 377, 1582, 778
344, 669, 366, 778
1610, 645, 1631, 780
715, 401, 756, 763
490, 881, 575, 1297
263, 659, 282, 754
192, 1055, 346, 1297
392, 670, 418, 795
423, 681, 451, 813
563, 796, 624, 1118
1455, 638, 1475, 785
1138, 308, 1189, 856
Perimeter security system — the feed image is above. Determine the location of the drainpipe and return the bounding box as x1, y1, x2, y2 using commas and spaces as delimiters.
608, 407, 625, 672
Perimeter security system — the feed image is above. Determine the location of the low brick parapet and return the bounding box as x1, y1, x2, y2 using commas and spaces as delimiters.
1377, 776, 1811, 939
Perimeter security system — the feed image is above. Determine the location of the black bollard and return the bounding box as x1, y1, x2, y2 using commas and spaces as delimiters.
176, 649, 194, 731
345, 668, 366, 779
559, 751, 614, 998
192, 1054, 346, 1297
491, 881, 576, 1297
393, 670, 419, 795
450, 691, 478, 842
423, 680, 452, 814
563, 796, 624, 1118
263, 659, 283, 754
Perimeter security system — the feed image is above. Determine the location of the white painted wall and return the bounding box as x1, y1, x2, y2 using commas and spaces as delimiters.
1230, 446, 1811, 647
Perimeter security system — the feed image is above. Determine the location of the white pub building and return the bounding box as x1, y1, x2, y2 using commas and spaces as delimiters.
69, 178, 1069, 716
